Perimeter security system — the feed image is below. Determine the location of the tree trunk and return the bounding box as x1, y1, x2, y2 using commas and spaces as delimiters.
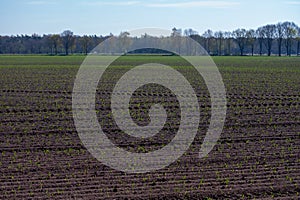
297, 40, 300, 56
54, 44, 57, 55
278, 38, 282, 56
207, 39, 210, 54
227, 39, 231, 55
218, 39, 222, 56
65, 44, 68, 55
267, 39, 272, 56
240, 46, 243, 56
289, 40, 292, 56
286, 39, 291, 56
259, 41, 263, 56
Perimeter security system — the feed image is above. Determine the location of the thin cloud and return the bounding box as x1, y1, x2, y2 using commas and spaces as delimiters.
81, 1, 239, 8
285, 1, 300, 5
147, 1, 240, 8
27, 1, 57, 5
82, 1, 140, 6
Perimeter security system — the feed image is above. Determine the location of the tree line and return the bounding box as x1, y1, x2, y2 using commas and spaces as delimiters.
0, 21, 299, 56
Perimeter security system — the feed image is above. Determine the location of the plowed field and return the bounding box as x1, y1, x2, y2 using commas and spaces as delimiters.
0, 56, 299, 199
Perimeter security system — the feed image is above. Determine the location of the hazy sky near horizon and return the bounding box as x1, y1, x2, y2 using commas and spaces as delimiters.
1, 0, 299, 36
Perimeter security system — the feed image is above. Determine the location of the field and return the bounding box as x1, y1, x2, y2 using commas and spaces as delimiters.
0, 55, 299, 199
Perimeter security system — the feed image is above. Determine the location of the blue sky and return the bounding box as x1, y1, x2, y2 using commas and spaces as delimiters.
1, 0, 299, 36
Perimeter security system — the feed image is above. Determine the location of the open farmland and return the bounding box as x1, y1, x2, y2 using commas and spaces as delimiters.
0, 55, 299, 199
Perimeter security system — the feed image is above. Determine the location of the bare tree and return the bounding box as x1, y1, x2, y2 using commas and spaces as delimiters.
80, 35, 92, 55
275, 22, 284, 56
203, 29, 213, 55
119, 31, 131, 53
61, 30, 74, 55
232, 28, 247, 56
256, 27, 264, 56
1, 21, 300, 56
224, 31, 232, 55
171, 28, 183, 54
171, 27, 182, 37
184, 28, 198, 36
48, 34, 61, 55
297, 27, 300, 56
262, 24, 276, 56
214, 31, 223, 56
246, 29, 256, 56
184, 28, 198, 55
282, 21, 297, 56
189, 34, 205, 55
